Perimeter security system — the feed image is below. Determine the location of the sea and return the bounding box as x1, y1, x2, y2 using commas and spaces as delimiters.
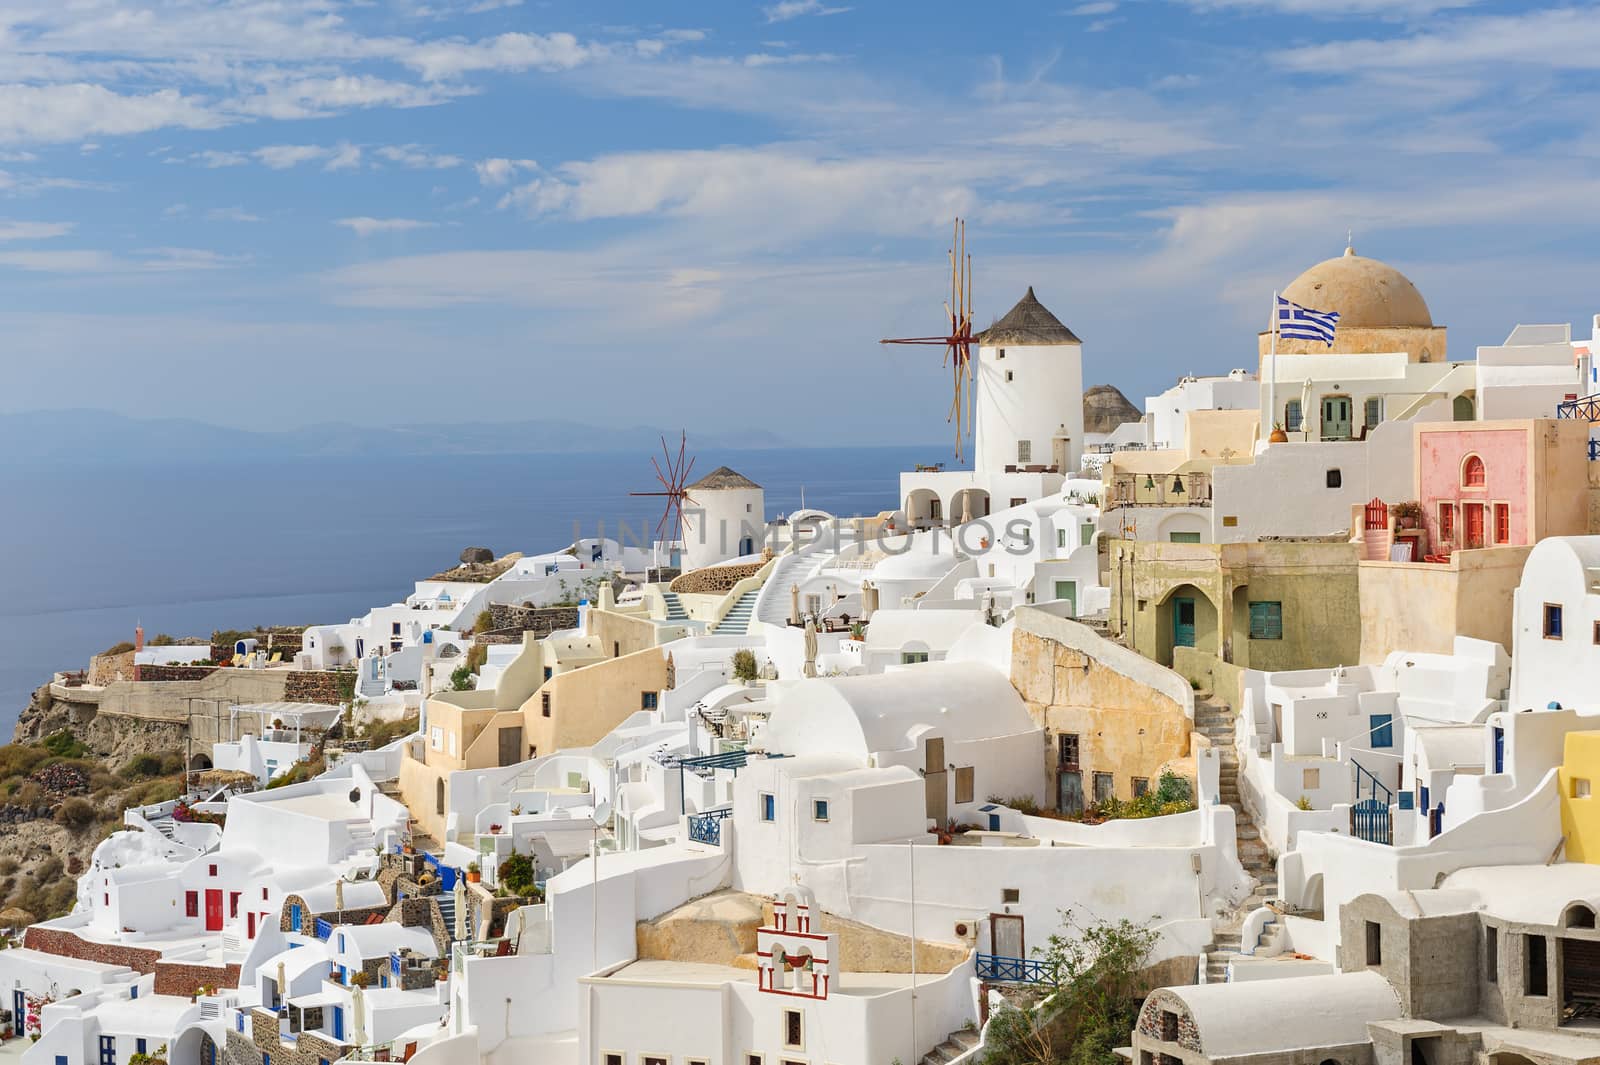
0, 447, 934, 736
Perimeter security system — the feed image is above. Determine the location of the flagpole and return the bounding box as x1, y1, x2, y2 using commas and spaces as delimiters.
1268, 291, 1279, 442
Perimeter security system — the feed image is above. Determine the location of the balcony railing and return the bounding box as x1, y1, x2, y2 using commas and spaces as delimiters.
687, 807, 733, 846
1557, 393, 1600, 422
975, 953, 1054, 985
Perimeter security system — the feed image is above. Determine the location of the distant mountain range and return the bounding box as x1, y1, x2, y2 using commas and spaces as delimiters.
2, 409, 792, 463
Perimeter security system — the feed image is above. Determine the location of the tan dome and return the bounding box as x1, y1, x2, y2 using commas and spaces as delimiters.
1282, 246, 1433, 329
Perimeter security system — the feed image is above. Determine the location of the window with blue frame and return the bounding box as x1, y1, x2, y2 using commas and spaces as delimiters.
137, 1040, 147, 1056
1369, 714, 1394, 748
289, 903, 302, 932
56, 1056, 68, 1065
1545, 603, 1564, 639
100, 1037, 116, 1065
337, 934, 345, 952
760, 793, 775, 821
130, 986, 137, 999
641, 691, 659, 710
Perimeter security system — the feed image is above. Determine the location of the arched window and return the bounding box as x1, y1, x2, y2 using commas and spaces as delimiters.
1463, 454, 1486, 488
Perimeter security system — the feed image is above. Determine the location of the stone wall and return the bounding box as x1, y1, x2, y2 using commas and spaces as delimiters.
283, 671, 348, 705
137, 665, 221, 682
154, 960, 241, 995
236, 1007, 349, 1065
670, 561, 764, 595
23, 926, 161, 972
88, 650, 136, 687
485, 605, 579, 640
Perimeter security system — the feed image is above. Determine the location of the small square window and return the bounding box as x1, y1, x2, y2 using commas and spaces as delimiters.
605, 1055, 625, 1065
748, 1055, 763, 1065
209, 864, 218, 877
1249, 601, 1283, 640
1303, 768, 1321, 789
1221, 515, 1238, 527
1132, 777, 1150, 798
1326, 468, 1342, 489
1005, 370, 1015, 383
1545, 603, 1564, 639
1573, 778, 1592, 799
813, 799, 829, 822
1369, 714, 1394, 749
1002, 887, 1020, 904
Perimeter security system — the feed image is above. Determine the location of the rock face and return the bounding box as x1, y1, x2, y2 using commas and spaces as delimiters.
1084, 383, 1143, 434
459, 546, 495, 565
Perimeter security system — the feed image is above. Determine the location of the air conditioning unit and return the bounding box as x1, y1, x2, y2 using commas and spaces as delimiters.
953, 920, 979, 945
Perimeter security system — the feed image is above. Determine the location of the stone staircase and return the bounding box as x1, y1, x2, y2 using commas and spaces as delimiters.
919, 1026, 981, 1065
710, 589, 759, 635
661, 590, 689, 622
1193, 697, 1278, 982
436, 891, 459, 943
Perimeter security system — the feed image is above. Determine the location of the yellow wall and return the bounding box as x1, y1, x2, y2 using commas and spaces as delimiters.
512, 645, 670, 759
1356, 546, 1531, 662
588, 606, 666, 660
1559, 731, 1600, 864
1010, 618, 1193, 806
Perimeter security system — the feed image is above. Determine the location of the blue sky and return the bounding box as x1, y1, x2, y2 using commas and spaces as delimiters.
1, 0, 1597, 447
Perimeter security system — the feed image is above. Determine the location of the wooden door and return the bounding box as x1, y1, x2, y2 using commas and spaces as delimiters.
991, 914, 1025, 959
1173, 597, 1196, 648
497, 725, 523, 767
1321, 395, 1352, 439
204, 889, 223, 931
1057, 770, 1084, 816
1464, 503, 1485, 549
1054, 581, 1077, 614
924, 736, 947, 824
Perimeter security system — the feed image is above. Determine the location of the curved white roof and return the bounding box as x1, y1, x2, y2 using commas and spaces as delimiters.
869, 536, 962, 581
862, 609, 982, 651
762, 661, 1036, 758
295, 879, 387, 912
1167, 971, 1399, 1057
1442, 863, 1600, 926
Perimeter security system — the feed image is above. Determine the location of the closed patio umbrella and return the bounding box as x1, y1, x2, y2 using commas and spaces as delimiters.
803, 617, 818, 678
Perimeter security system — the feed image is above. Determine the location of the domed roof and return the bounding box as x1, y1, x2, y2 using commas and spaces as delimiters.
976, 287, 1081, 346
1282, 246, 1432, 329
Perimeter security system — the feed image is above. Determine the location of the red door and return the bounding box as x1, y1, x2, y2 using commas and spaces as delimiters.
247, 911, 257, 938
1464, 503, 1485, 549
204, 889, 223, 931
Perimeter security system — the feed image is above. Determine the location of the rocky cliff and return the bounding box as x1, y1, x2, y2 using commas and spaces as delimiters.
13, 682, 187, 765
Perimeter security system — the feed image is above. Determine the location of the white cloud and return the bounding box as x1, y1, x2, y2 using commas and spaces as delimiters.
1173, 0, 1474, 15
325, 143, 364, 171
474, 157, 538, 185
763, 1, 852, 23
0, 220, 73, 241
0, 246, 246, 273
1277, 8, 1600, 72
1067, 2, 1118, 15
377, 144, 464, 169
0, 84, 220, 145
401, 32, 602, 80
206, 206, 263, 222
334, 217, 438, 236
254, 144, 328, 170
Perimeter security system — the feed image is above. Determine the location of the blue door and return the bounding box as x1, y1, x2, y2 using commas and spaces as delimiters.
289, 903, 302, 932
332, 1005, 344, 1042
1173, 597, 1197, 648
1493, 727, 1506, 774
13, 992, 24, 1034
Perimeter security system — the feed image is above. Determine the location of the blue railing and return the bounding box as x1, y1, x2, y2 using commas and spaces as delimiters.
687, 807, 733, 845
390, 952, 401, 976
1589, 439, 1600, 462
1350, 761, 1394, 844
1557, 394, 1600, 422
1351, 760, 1392, 804
975, 953, 1054, 985
314, 918, 332, 941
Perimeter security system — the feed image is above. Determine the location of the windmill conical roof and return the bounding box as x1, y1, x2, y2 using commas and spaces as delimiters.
976, 287, 1081, 346
688, 466, 762, 491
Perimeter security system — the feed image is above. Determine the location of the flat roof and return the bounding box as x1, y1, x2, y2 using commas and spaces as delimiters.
601, 959, 931, 996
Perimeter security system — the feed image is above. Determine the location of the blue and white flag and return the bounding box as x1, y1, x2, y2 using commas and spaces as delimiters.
1276, 295, 1340, 346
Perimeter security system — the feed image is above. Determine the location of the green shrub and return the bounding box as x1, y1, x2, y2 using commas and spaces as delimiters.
465, 642, 488, 674
41, 731, 89, 758
474, 610, 495, 634
121, 754, 166, 779
150, 634, 177, 646
499, 852, 538, 898
102, 641, 136, 656
55, 797, 98, 829
450, 665, 476, 691
731, 648, 758, 682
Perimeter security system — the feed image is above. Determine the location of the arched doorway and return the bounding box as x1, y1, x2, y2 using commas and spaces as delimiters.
1453, 394, 1475, 421
1156, 584, 1219, 666
904, 489, 942, 529
189, 753, 213, 772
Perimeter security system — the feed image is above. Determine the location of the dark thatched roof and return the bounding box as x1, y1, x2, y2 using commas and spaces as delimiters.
1083, 384, 1143, 433
688, 466, 762, 491
976, 287, 1081, 346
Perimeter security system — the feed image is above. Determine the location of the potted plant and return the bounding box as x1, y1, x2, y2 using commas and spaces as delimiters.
509, 804, 522, 816
1392, 500, 1422, 528
1269, 422, 1289, 443
848, 622, 866, 642
466, 861, 481, 884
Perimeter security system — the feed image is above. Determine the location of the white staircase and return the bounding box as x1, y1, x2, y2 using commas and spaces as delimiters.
660, 591, 688, 622
711, 590, 759, 635
756, 551, 808, 625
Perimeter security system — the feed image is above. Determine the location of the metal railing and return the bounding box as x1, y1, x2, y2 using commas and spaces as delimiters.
687, 807, 733, 845
975, 953, 1054, 985
1558, 394, 1600, 422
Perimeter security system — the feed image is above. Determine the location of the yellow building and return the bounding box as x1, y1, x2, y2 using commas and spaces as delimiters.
1559, 731, 1600, 864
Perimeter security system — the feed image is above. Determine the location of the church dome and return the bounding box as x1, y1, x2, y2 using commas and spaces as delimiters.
1282, 246, 1433, 329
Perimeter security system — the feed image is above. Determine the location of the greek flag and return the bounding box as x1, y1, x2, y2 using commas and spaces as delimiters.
1276, 295, 1340, 345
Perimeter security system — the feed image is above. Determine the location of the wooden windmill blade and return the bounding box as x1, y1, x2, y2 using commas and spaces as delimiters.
880, 217, 978, 462
632, 431, 697, 543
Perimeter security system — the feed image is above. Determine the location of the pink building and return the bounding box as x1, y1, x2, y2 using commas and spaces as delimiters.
1415, 419, 1590, 553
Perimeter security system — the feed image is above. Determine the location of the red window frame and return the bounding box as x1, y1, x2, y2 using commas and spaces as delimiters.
1463, 454, 1486, 488
185, 891, 199, 917
230, 891, 241, 918
1439, 502, 1455, 543
1495, 503, 1510, 544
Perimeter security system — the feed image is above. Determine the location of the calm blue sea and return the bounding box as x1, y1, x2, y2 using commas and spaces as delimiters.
0, 447, 932, 735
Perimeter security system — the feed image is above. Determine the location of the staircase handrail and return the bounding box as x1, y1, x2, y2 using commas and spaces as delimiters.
1351, 758, 1393, 805
709, 556, 779, 632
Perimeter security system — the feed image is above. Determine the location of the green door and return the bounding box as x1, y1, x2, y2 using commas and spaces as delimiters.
1054, 580, 1077, 615
1321, 395, 1353, 440
1173, 597, 1197, 648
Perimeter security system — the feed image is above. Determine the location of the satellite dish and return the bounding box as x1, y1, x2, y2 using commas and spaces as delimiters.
592, 800, 612, 827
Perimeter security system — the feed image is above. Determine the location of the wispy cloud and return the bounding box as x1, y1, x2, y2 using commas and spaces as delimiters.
474, 157, 538, 185
763, 0, 851, 22
206, 206, 263, 222
376, 144, 464, 169
334, 217, 438, 236
0, 220, 73, 241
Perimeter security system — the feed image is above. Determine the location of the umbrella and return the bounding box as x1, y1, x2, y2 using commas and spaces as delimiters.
789, 584, 801, 626
276, 960, 287, 1007
960, 491, 974, 525
802, 616, 818, 678
453, 878, 467, 942
351, 983, 368, 1046
1300, 377, 1314, 439
334, 879, 344, 912
664, 652, 676, 691
0, 907, 37, 929
197, 769, 257, 791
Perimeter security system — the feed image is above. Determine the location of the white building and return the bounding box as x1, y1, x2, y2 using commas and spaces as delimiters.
682, 467, 766, 572
1510, 536, 1600, 715
1146, 370, 1260, 451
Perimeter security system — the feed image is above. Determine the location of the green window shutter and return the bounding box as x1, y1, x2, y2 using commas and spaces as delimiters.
1249, 601, 1283, 640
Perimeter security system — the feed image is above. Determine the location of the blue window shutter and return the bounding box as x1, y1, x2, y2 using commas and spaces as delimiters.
1370, 714, 1394, 749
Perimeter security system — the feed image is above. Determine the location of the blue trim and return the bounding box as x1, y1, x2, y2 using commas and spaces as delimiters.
975, 953, 1053, 985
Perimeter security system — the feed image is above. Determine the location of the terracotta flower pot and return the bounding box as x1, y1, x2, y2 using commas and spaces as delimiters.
467, 871, 481, 883
1269, 428, 1289, 443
